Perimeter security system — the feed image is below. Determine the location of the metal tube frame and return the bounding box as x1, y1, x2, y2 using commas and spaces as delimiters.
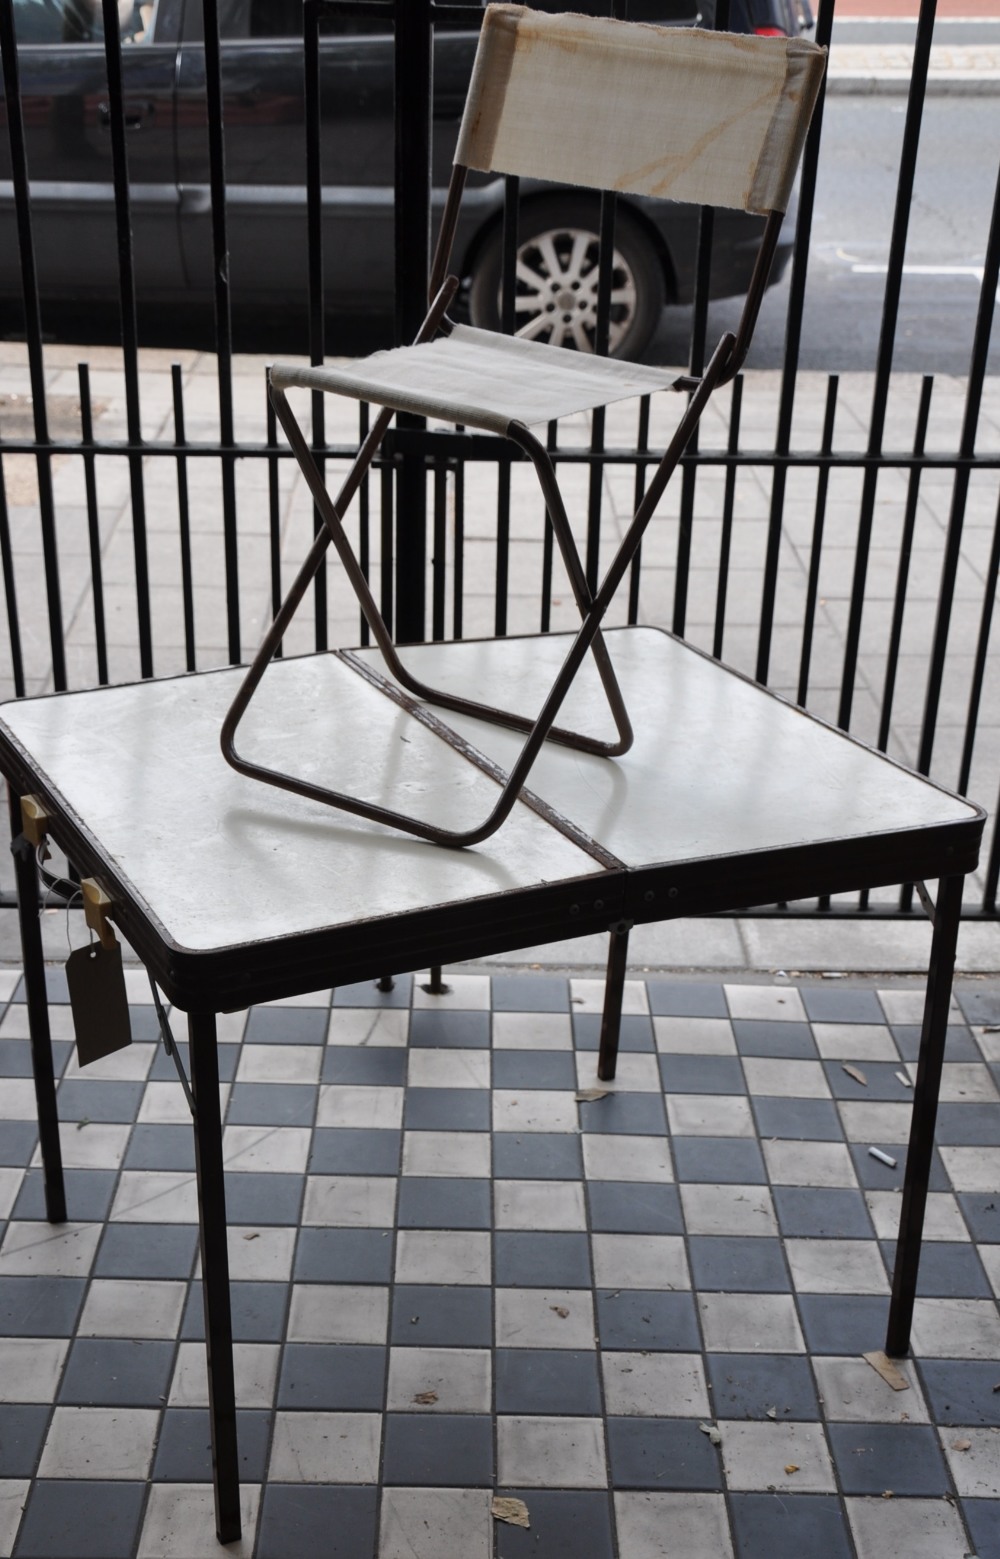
220, 175, 786, 848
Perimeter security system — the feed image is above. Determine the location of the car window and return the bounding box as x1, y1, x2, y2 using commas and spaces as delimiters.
13, 0, 160, 44
216, 0, 395, 39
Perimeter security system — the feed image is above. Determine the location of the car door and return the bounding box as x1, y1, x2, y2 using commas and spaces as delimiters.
174, 0, 481, 330
0, 0, 184, 310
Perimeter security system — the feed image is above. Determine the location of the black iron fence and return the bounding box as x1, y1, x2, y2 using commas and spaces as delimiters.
1, 0, 999, 915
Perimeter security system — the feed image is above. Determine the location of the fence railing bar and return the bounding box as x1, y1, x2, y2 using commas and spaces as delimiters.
1, 0, 66, 692
957, 483, 1000, 799
879, 374, 933, 757
266, 393, 283, 660
584, 188, 617, 599
453, 424, 465, 641
627, 395, 651, 627
359, 403, 372, 647
169, 366, 196, 673
304, 0, 329, 653
796, 374, 838, 705
0, 456, 24, 699
100, 0, 155, 680
838, 0, 938, 734
541, 421, 557, 634
432, 459, 448, 641
393, 0, 432, 643
78, 366, 109, 687
713, 375, 744, 661
380, 463, 394, 635
916, 148, 1000, 780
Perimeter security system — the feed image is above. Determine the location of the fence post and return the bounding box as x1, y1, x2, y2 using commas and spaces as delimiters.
393, 0, 433, 643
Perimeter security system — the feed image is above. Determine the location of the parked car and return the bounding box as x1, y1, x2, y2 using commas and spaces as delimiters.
1, 0, 813, 358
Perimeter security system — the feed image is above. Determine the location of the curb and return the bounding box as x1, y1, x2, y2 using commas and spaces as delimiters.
827, 69, 1000, 92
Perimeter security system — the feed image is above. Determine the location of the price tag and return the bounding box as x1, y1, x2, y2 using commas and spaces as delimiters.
66, 941, 132, 1067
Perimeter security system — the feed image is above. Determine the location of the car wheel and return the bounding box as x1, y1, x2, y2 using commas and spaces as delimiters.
467, 197, 666, 360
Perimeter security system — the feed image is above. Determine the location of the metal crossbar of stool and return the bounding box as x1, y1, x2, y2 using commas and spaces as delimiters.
221, 5, 828, 848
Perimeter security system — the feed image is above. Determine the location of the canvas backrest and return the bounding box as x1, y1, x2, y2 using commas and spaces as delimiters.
455, 4, 826, 215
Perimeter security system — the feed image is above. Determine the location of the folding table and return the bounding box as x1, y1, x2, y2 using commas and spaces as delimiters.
0, 625, 983, 1543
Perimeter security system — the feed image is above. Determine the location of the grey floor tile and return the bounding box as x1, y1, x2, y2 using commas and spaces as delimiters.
733, 1020, 817, 1058
494, 1232, 592, 1288
892, 1024, 980, 1062
935, 1102, 1000, 1146
294, 1228, 394, 1283
670, 1137, 767, 1185
880, 1239, 993, 1298
57, 1338, 174, 1406
495, 1349, 603, 1416
309, 1127, 401, 1175
226, 1082, 318, 1125
957, 1192, 1000, 1243
0, 1403, 49, 1475
607, 1417, 722, 1490
827, 1421, 950, 1495
321, 1048, 408, 1086
180, 1279, 289, 1341
587, 1181, 682, 1235
256, 1485, 378, 1559
223, 1172, 305, 1226
390, 1285, 492, 1346
751, 1098, 844, 1141
0, 1122, 38, 1166
646, 981, 728, 1018
397, 1177, 491, 1229
122, 1125, 196, 1172
494, 1489, 614, 1558
919, 1359, 1000, 1426
277, 1343, 385, 1410
491, 1133, 583, 1180
93, 1224, 198, 1280
12, 1170, 116, 1223
572, 1014, 655, 1052
773, 1186, 875, 1239
491, 975, 568, 1012
823, 1060, 918, 1101
688, 1236, 790, 1292
729, 1492, 853, 1559
706, 1353, 820, 1421
801, 988, 884, 1024
577, 1093, 667, 1135
13, 1480, 145, 1558
245, 1007, 329, 1044
962, 1499, 1000, 1559
0, 1040, 72, 1077
491, 1051, 578, 1090
382, 1413, 493, 1485
796, 1295, 889, 1355
54, 1081, 144, 1122
151, 1406, 270, 1480
403, 1089, 490, 1131
658, 1055, 746, 1094
409, 1009, 491, 1048
595, 1290, 701, 1352
0, 1276, 85, 1336
849, 1143, 948, 1191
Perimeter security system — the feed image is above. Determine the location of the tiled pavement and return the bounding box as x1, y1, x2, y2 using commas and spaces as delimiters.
0, 965, 998, 1558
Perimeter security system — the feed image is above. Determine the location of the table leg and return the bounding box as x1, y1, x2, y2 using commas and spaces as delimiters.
7, 784, 65, 1223
885, 873, 964, 1357
597, 922, 632, 1082
188, 1010, 241, 1543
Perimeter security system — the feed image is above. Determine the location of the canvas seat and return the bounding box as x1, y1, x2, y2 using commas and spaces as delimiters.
222, 3, 827, 848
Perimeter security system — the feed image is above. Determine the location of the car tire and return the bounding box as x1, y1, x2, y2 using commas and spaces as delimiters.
467, 196, 666, 360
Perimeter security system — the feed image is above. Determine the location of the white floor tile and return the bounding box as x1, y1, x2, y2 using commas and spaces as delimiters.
497, 1415, 606, 1487
137, 1482, 259, 1559
268, 1411, 381, 1482
379, 1488, 492, 1559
